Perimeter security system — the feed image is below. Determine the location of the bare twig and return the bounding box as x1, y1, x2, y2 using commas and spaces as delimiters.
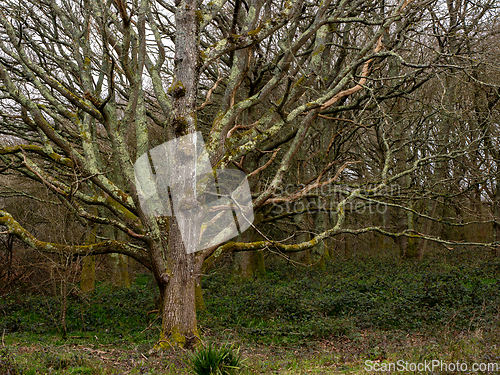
321, 36, 384, 110
247, 148, 280, 179
196, 67, 223, 110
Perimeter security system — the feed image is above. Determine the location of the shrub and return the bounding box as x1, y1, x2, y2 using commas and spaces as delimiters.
186, 342, 243, 375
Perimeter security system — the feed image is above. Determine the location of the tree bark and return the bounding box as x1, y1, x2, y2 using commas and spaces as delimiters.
157, 217, 199, 349
233, 251, 265, 279
493, 185, 500, 257
154, 0, 201, 348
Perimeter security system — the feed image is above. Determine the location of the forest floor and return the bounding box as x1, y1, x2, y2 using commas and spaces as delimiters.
1, 249, 500, 374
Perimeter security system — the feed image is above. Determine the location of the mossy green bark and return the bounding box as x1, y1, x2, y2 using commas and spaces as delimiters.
232, 251, 265, 280
155, 324, 200, 350
80, 256, 95, 293
195, 281, 206, 311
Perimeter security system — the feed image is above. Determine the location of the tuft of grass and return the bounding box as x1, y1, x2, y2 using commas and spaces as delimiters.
186, 342, 244, 375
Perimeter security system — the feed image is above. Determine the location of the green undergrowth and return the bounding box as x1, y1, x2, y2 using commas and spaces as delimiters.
200, 254, 500, 346
0, 253, 500, 373
0, 275, 159, 346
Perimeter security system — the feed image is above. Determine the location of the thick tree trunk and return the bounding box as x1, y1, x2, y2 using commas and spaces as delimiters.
233, 225, 265, 280
419, 0, 460, 260
291, 207, 312, 264
81, 229, 96, 293
108, 252, 130, 288
312, 210, 329, 270
232, 155, 265, 280
493, 184, 500, 257
153, 0, 200, 348
157, 217, 199, 349
80, 256, 95, 293
233, 251, 265, 279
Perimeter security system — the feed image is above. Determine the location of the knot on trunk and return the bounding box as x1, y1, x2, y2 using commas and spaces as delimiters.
168, 80, 186, 98
160, 273, 170, 285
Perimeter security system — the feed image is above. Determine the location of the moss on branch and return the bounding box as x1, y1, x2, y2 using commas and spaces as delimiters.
0, 209, 151, 269
0, 144, 74, 167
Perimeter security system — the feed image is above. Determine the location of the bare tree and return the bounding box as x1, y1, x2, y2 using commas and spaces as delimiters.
0, 0, 498, 348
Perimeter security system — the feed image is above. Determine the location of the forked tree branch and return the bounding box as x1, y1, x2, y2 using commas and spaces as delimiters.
0, 209, 151, 269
